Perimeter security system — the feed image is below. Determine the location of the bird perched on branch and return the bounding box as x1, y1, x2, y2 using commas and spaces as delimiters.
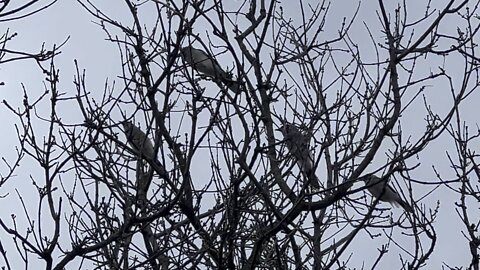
122, 121, 156, 161
361, 174, 413, 213
180, 46, 240, 93
277, 123, 320, 189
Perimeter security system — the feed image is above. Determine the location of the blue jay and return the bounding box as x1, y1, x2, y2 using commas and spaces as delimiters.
361, 174, 413, 212
277, 123, 320, 189
180, 46, 240, 93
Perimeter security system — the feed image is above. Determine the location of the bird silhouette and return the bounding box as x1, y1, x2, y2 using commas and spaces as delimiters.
278, 123, 320, 189
122, 121, 155, 161
361, 174, 413, 212
180, 46, 240, 93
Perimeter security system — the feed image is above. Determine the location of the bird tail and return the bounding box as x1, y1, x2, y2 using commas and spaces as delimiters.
396, 198, 414, 213
307, 171, 321, 189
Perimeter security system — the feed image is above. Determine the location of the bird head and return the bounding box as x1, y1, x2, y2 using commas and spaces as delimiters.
121, 121, 137, 139
360, 174, 383, 186
121, 120, 132, 130
276, 122, 293, 136
180, 46, 193, 61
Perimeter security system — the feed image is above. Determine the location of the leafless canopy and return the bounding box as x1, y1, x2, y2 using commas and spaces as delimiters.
1, 0, 479, 269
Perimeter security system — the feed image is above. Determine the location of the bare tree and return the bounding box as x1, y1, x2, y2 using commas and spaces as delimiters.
1, 0, 479, 269
0, 0, 59, 81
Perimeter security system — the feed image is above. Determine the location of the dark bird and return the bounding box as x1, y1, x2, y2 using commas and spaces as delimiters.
361, 174, 413, 213
277, 123, 320, 189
